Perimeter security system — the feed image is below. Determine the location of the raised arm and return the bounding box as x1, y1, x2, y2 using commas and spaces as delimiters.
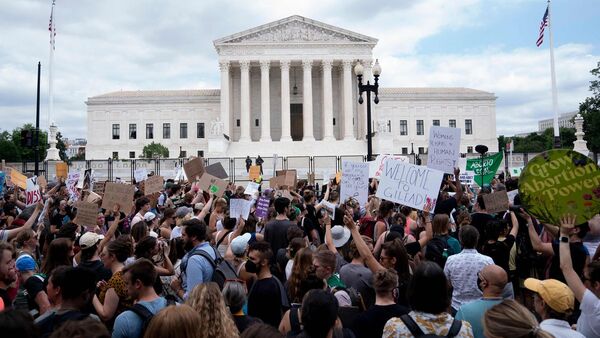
417, 206, 433, 249
344, 213, 384, 273
559, 214, 587, 302
453, 167, 463, 202
525, 211, 554, 256
99, 204, 121, 250
6, 202, 43, 241
324, 214, 337, 254
508, 211, 519, 237
198, 195, 214, 221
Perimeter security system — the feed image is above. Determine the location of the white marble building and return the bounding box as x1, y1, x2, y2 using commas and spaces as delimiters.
86, 15, 498, 160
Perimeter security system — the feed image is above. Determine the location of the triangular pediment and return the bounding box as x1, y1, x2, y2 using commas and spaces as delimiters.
214, 15, 377, 45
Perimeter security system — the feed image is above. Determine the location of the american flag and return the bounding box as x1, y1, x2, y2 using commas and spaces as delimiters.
49, 0, 56, 50
536, 5, 549, 47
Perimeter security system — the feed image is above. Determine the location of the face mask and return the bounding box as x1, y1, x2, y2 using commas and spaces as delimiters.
245, 260, 259, 273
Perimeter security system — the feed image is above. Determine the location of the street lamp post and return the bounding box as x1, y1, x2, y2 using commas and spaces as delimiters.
355, 60, 381, 161
475, 144, 488, 188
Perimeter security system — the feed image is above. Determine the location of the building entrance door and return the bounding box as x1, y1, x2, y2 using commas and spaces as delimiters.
291, 104, 303, 141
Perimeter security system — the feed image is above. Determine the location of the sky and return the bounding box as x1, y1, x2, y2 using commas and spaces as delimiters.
0, 0, 598, 140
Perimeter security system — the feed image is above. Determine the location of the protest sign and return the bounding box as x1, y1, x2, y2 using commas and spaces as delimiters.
82, 169, 94, 191
273, 189, 293, 200
134, 168, 148, 182
370, 155, 410, 178
519, 149, 600, 225
340, 161, 369, 206
249, 166, 261, 181
510, 167, 523, 177
459, 171, 475, 185
269, 176, 283, 189
335, 171, 342, 184
26, 177, 42, 206
205, 162, 228, 179
244, 182, 260, 196
93, 181, 106, 194
0, 171, 5, 196
197, 173, 227, 197
67, 171, 81, 201
85, 191, 102, 204
37, 175, 47, 190
183, 158, 205, 182
376, 159, 444, 211
483, 191, 510, 213
255, 196, 270, 218
507, 190, 518, 205
457, 157, 467, 173
276, 170, 297, 187
75, 201, 100, 227
55, 162, 68, 179
320, 200, 337, 220
144, 175, 164, 195
230, 198, 252, 220
101, 182, 135, 212
9, 168, 27, 189
466, 152, 503, 187
427, 126, 461, 174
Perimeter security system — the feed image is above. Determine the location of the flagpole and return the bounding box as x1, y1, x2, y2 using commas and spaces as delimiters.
548, 0, 561, 148
46, 0, 60, 161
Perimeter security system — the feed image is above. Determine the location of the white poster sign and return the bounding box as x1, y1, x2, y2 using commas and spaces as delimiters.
25, 177, 42, 206
507, 189, 519, 205
134, 168, 148, 182
229, 198, 252, 220
340, 161, 369, 206
457, 157, 467, 173
67, 171, 81, 201
244, 182, 260, 196
376, 159, 444, 211
459, 171, 475, 185
371, 155, 410, 178
427, 126, 461, 174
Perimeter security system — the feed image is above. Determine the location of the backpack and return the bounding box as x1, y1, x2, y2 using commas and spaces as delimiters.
399, 314, 462, 338
128, 297, 177, 338
358, 218, 377, 240
180, 245, 238, 289
425, 236, 452, 268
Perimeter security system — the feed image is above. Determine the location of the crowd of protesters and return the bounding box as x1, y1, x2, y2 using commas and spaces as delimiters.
0, 163, 599, 338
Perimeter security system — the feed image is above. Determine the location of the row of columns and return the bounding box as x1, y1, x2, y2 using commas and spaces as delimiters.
219, 59, 373, 142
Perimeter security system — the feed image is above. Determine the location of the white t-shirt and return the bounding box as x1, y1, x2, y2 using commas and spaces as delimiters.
577, 290, 600, 337
285, 260, 294, 280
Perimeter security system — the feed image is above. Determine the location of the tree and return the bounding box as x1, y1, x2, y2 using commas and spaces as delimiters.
142, 142, 169, 158
579, 61, 600, 159
497, 127, 575, 154
56, 132, 68, 162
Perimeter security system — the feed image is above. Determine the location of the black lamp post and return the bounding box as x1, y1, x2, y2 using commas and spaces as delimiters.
475, 144, 488, 187
355, 59, 381, 161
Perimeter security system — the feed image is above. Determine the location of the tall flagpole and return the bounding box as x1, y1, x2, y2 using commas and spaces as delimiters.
548, 0, 561, 148
46, 0, 60, 161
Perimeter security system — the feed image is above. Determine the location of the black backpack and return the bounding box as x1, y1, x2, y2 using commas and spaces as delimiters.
399, 314, 462, 338
128, 297, 177, 338
180, 245, 238, 289
425, 235, 452, 268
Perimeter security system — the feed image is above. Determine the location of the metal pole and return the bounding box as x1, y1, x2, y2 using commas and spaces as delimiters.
480, 153, 484, 187
35, 62, 41, 176
366, 89, 373, 161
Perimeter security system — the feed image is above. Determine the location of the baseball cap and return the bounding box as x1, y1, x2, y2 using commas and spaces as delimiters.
175, 206, 193, 218
16, 254, 36, 272
79, 232, 104, 250
144, 212, 157, 222
230, 233, 252, 255
524, 278, 575, 313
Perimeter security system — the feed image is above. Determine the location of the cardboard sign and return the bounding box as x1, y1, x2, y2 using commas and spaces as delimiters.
37, 175, 47, 190
269, 176, 283, 189
9, 168, 27, 189
276, 170, 297, 187
205, 162, 228, 179
255, 196, 270, 218
26, 177, 42, 206
427, 126, 461, 174
335, 172, 342, 184
67, 171, 81, 201
134, 168, 148, 182
273, 189, 294, 201
340, 161, 369, 206
144, 175, 164, 195
101, 182, 135, 212
376, 159, 444, 211
244, 182, 260, 196
85, 191, 103, 204
370, 155, 410, 178
519, 149, 600, 225
466, 152, 503, 187
229, 198, 253, 220
183, 157, 205, 182
56, 162, 68, 179
197, 173, 227, 197
249, 166, 261, 181
482, 191, 510, 213
75, 201, 99, 227
93, 181, 106, 194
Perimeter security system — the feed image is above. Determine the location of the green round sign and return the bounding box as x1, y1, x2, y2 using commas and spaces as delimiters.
519, 149, 600, 225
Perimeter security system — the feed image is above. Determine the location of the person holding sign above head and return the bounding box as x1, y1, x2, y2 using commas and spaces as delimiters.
434, 167, 463, 217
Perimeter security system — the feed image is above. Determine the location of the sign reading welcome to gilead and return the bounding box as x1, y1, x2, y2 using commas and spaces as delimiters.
519, 150, 600, 225
376, 159, 444, 211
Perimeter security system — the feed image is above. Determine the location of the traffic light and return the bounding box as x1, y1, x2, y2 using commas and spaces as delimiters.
21, 129, 34, 148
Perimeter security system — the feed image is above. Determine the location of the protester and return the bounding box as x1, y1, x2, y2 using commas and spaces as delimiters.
265, 197, 295, 255
15, 253, 51, 316
143, 304, 201, 338
292, 289, 354, 338
287, 248, 314, 303
186, 282, 240, 338
0, 308, 38, 338
483, 299, 553, 338
223, 279, 260, 334
0, 242, 17, 309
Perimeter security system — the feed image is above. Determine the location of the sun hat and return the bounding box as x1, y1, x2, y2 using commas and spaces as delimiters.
331, 225, 351, 248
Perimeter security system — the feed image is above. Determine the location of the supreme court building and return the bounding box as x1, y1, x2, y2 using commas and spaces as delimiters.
85, 15, 498, 160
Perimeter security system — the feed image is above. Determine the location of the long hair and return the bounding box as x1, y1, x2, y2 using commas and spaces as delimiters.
41, 238, 71, 276
143, 305, 200, 338
185, 283, 240, 338
288, 248, 314, 303
432, 214, 449, 235
484, 299, 553, 338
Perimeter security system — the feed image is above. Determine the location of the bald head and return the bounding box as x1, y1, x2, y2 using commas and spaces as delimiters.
481, 264, 508, 290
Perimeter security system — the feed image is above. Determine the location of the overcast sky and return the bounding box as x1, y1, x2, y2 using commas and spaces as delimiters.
1, 0, 598, 140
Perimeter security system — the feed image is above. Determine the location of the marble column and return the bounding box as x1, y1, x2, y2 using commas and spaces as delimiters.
219, 61, 230, 138
302, 59, 315, 141
322, 59, 334, 141
342, 60, 354, 140
239, 60, 251, 142
260, 60, 271, 142
280, 60, 292, 141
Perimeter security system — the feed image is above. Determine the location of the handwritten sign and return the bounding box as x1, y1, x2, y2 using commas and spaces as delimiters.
255, 196, 270, 218
340, 161, 369, 206
376, 159, 444, 211
101, 182, 135, 212
197, 173, 227, 197
370, 155, 410, 178
230, 198, 253, 220
85, 191, 102, 204
482, 191, 510, 213
93, 181, 106, 194
134, 168, 148, 182
427, 126, 461, 174
466, 152, 503, 187
55, 162, 68, 179
67, 171, 81, 201
273, 189, 293, 201
249, 166, 261, 181
144, 175, 164, 195
26, 177, 42, 206
183, 157, 205, 182
75, 201, 99, 227
269, 176, 282, 189
9, 168, 27, 189
244, 182, 260, 196
276, 170, 297, 187
205, 162, 228, 179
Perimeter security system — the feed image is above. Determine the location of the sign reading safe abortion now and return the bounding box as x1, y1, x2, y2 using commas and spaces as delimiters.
427, 126, 461, 174
519, 149, 600, 226
376, 159, 444, 211
340, 161, 369, 206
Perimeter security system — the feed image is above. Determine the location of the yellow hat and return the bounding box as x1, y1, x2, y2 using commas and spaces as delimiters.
524, 278, 574, 313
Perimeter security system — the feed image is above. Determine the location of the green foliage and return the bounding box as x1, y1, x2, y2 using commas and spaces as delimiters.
579, 61, 600, 154
498, 127, 576, 154
56, 132, 68, 162
142, 142, 169, 158
0, 124, 49, 161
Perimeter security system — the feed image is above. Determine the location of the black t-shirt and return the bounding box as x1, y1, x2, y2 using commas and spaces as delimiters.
24, 275, 46, 311
232, 315, 261, 334
550, 242, 589, 282
50, 211, 72, 230
35, 310, 91, 338
301, 217, 323, 243
434, 196, 458, 216
79, 259, 112, 283
470, 213, 495, 248
481, 234, 516, 274
352, 304, 409, 338
0, 287, 12, 310
265, 219, 295, 255
247, 277, 283, 327
404, 241, 421, 257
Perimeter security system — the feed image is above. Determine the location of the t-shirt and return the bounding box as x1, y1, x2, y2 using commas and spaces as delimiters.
247, 277, 283, 327
550, 242, 588, 282
35, 310, 99, 338
232, 315, 261, 334
24, 275, 46, 312
480, 235, 515, 274
112, 297, 168, 338
404, 241, 422, 258
470, 213, 495, 248
339, 263, 373, 298
455, 298, 503, 338
264, 219, 295, 255
79, 259, 112, 283
435, 196, 458, 216
577, 290, 600, 337
50, 212, 72, 230
352, 304, 409, 338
